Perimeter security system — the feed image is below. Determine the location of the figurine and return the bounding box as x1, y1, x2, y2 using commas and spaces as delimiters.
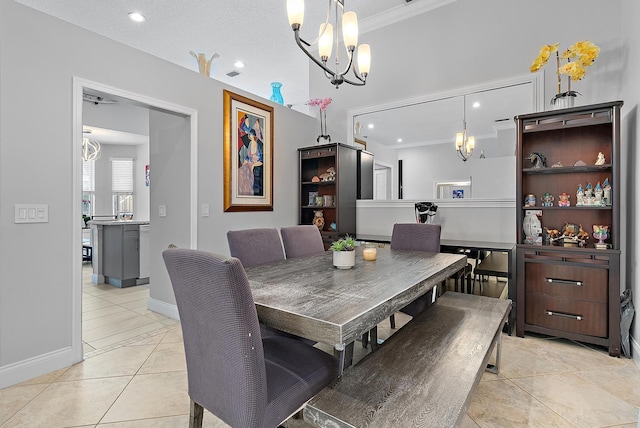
595, 152, 606, 165
574, 160, 587, 166
603, 178, 612, 206
313, 210, 325, 229
541, 192, 554, 207
576, 184, 584, 206
584, 182, 594, 205
558, 192, 571, 207
594, 182, 604, 206
551, 161, 564, 168
526, 152, 547, 168
593, 225, 609, 249
524, 194, 536, 207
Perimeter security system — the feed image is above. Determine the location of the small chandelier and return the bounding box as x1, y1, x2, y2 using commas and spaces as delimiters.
82, 130, 101, 161
455, 96, 475, 162
287, 0, 371, 88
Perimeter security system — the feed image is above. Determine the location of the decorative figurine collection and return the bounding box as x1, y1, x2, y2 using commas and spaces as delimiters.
522, 150, 611, 249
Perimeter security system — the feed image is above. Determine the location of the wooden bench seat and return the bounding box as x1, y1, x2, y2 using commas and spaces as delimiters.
303, 293, 512, 428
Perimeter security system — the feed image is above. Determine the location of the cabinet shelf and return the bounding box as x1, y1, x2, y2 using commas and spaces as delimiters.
301, 181, 336, 186
522, 164, 612, 175
302, 206, 335, 209
522, 206, 612, 211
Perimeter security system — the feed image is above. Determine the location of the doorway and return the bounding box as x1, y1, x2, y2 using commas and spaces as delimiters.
373, 160, 393, 200
71, 77, 198, 363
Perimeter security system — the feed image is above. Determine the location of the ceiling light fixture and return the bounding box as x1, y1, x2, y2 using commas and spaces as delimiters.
82, 130, 101, 161
287, 0, 371, 88
234, 61, 245, 68
455, 96, 475, 162
128, 12, 145, 22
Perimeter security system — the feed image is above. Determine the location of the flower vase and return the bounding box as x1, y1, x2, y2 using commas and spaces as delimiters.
316, 110, 331, 144
270, 82, 284, 105
551, 93, 576, 110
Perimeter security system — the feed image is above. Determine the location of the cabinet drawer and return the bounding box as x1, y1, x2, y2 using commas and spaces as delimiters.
301, 147, 335, 159
526, 293, 607, 337
525, 263, 607, 302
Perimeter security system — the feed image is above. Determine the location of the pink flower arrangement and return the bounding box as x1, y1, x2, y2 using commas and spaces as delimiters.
306, 97, 332, 111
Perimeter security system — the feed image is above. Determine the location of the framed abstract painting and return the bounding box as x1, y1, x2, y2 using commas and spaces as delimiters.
223, 90, 274, 212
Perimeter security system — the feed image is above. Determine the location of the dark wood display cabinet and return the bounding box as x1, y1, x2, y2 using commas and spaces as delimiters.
299, 143, 367, 249
515, 101, 623, 357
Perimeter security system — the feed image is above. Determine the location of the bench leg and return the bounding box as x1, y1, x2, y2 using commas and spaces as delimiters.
369, 327, 378, 352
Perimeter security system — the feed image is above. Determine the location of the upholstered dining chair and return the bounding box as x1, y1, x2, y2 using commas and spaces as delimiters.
163, 248, 338, 428
227, 228, 315, 345
363, 223, 443, 349
280, 225, 325, 259
390, 222, 442, 316
227, 228, 285, 268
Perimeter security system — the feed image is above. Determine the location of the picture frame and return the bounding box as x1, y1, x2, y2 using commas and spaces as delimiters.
223, 90, 274, 212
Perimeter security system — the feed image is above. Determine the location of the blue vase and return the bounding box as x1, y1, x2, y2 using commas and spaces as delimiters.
270, 82, 284, 105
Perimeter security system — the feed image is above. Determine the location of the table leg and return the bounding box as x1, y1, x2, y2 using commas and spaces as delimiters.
334, 342, 355, 375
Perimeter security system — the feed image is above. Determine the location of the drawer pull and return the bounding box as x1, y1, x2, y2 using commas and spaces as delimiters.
545, 278, 583, 286
545, 310, 583, 321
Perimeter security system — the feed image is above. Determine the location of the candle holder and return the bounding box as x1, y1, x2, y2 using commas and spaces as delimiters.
363, 243, 377, 261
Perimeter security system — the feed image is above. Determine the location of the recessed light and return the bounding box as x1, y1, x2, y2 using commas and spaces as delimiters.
472, 102, 480, 108
128, 12, 146, 22
397, 138, 402, 143
234, 61, 245, 68
368, 124, 374, 129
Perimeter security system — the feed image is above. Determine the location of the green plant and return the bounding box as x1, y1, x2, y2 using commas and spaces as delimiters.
330, 235, 356, 251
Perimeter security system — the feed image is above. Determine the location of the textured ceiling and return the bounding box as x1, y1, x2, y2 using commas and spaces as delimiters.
15, 0, 449, 109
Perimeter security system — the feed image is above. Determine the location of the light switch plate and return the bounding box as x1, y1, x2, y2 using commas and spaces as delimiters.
159, 205, 167, 217
202, 204, 210, 217
15, 204, 48, 223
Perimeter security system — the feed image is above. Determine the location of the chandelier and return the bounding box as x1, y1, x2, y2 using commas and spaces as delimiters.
82, 130, 101, 161
455, 96, 475, 161
287, 0, 371, 88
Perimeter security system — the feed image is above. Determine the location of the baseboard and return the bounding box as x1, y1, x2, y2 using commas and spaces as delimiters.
147, 297, 179, 320
0, 346, 74, 389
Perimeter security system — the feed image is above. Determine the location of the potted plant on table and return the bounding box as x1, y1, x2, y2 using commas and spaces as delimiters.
330, 235, 356, 269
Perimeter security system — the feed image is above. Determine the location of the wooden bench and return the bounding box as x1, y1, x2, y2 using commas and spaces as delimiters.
303, 293, 512, 428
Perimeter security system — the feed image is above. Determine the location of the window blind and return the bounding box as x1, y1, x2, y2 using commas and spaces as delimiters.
112, 158, 134, 193
83, 159, 95, 192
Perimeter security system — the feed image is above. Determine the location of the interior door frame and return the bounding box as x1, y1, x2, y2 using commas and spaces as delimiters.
71, 77, 198, 363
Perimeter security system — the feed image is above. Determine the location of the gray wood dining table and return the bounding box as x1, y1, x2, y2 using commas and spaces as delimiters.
244, 246, 466, 373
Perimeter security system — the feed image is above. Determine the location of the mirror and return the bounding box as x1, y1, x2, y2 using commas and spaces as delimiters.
350, 75, 542, 200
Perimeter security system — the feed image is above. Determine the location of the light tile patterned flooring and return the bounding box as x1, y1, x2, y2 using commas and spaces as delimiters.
1, 269, 639, 427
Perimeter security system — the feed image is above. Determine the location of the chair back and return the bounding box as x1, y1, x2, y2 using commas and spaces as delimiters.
227, 228, 285, 268
162, 248, 268, 427
280, 225, 325, 258
390, 223, 441, 252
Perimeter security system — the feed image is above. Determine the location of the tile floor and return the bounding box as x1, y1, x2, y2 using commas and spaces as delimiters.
0, 270, 639, 427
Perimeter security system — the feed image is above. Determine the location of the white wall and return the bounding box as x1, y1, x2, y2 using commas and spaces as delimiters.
621, 0, 640, 362
0, 0, 317, 388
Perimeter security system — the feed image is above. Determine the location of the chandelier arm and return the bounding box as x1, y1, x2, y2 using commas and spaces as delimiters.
341, 74, 366, 86
294, 29, 338, 79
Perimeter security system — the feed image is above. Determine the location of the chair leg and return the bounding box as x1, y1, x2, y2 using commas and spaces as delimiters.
390, 313, 396, 329
190, 399, 204, 428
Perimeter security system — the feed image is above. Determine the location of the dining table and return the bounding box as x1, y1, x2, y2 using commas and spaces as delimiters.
244, 246, 466, 373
